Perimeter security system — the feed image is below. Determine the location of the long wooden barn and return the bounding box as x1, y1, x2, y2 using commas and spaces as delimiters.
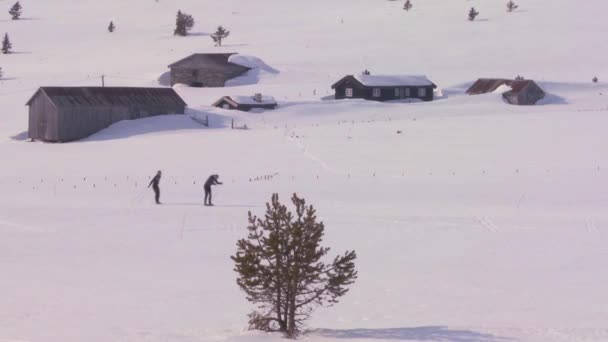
26, 87, 187, 142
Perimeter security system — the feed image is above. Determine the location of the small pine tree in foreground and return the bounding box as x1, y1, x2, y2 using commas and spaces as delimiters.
211, 25, 230, 46
174, 10, 194, 36
468, 7, 479, 21
507, 1, 519, 12
108, 21, 115, 33
232, 193, 358, 339
9, 1, 22, 20
403, 0, 413, 11
2, 33, 12, 54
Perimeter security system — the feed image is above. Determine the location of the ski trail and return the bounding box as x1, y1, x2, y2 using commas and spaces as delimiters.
586, 219, 599, 233
285, 130, 343, 175
475, 216, 501, 233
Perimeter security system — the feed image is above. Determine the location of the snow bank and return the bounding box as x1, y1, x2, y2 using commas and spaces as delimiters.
492, 84, 513, 93
225, 55, 279, 87
228, 54, 279, 74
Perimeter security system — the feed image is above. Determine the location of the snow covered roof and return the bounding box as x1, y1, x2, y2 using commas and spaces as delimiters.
212, 95, 277, 107
332, 74, 436, 89
230, 95, 277, 105
354, 74, 435, 87
168, 53, 250, 69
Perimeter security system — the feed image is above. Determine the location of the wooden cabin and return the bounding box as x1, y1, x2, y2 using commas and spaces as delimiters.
26, 87, 187, 142
466, 78, 545, 105
331, 74, 436, 102
213, 94, 277, 111
168, 53, 250, 87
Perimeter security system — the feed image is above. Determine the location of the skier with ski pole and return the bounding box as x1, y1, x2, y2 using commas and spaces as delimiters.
204, 174, 222, 206
148, 170, 162, 204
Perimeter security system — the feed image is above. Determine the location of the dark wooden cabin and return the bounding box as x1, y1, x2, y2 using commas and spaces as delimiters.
212, 94, 278, 112
466, 78, 545, 105
331, 74, 437, 102
168, 53, 250, 87
26, 87, 187, 142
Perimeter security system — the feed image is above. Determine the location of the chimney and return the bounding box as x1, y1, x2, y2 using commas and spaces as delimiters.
254, 93, 262, 102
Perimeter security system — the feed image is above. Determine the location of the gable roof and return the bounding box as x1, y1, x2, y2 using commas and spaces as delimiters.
26, 87, 187, 107
466, 78, 544, 96
168, 53, 251, 69
332, 74, 436, 89
466, 78, 512, 95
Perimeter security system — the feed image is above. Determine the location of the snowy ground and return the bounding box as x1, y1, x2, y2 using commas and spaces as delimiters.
1, 0, 608, 341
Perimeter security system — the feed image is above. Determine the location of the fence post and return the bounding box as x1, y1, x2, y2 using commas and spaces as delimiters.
231, 118, 234, 129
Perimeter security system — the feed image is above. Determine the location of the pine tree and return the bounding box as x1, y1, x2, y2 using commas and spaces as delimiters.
362, 69, 371, 75
506, 1, 519, 12
174, 10, 194, 36
232, 193, 357, 339
403, 0, 413, 11
593, 76, 599, 83
468, 7, 479, 21
9, 1, 22, 20
108, 21, 115, 33
2, 33, 12, 54
211, 25, 230, 46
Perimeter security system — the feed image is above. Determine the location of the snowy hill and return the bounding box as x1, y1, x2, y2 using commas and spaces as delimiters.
1, 0, 608, 341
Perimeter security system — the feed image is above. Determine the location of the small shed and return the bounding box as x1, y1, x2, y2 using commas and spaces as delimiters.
331, 74, 436, 102
501, 80, 545, 105
466, 78, 545, 105
213, 94, 278, 111
168, 53, 250, 87
26, 87, 187, 142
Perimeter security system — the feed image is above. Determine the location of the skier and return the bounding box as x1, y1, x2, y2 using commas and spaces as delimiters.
204, 174, 223, 206
148, 170, 162, 204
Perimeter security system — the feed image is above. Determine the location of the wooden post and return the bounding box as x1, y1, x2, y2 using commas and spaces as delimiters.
101, 75, 105, 87
231, 118, 234, 129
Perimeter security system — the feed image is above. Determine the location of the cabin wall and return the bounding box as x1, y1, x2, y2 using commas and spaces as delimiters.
170, 66, 248, 87
28, 93, 59, 141
335, 84, 434, 102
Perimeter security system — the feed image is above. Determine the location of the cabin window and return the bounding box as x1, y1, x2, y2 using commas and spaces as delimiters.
345, 88, 353, 97
404, 88, 411, 97
395, 88, 400, 97
373, 88, 381, 97
418, 88, 427, 97
222, 104, 230, 109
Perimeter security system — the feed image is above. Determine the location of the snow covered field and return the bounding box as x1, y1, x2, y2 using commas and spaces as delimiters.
1, 0, 608, 341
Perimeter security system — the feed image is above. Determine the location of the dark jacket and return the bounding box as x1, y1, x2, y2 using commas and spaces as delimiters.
149, 174, 161, 188
204, 175, 222, 188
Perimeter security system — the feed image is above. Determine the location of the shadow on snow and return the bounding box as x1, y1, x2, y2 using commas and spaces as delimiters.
313, 326, 512, 342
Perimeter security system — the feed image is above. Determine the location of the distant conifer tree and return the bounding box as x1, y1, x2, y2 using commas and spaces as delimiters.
468, 7, 479, 21
174, 10, 194, 36
9, 2, 22, 20
211, 26, 230, 46
592, 76, 599, 83
507, 1, 519, 12
403, 0, 413, 11
2, 33, 12, 54
108, 21, 115, 33
362, 69, 371, 75
0, 67, 3, 79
